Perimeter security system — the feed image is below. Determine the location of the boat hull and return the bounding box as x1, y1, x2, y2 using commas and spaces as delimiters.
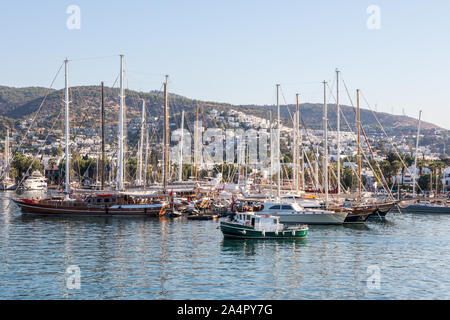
268, 212, 348, 225
220, 221, 308, 239
403, 204, 450, 214
13, 200, 166, 217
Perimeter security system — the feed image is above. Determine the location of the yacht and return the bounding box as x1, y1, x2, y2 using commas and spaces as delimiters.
253, 202, 348, 225
22, 171, 47, 190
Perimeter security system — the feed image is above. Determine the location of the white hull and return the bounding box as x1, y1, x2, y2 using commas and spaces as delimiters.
273, 212, 348, 225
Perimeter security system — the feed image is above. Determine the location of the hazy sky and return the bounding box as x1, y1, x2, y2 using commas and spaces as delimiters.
1, 1, 449, 129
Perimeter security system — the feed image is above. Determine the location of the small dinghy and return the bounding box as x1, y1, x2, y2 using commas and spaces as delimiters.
220, 212, 308, 239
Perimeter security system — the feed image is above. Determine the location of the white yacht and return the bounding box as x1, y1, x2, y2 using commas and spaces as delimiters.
22, 171, 47, 190
254, 202, 348, 225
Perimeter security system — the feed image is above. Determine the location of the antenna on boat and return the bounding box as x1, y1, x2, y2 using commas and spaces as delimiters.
64, 58, 71, 199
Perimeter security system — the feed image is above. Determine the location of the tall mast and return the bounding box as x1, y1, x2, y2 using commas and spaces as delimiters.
276, 84, 281, 200
269, 110, 273, 201
323, 81, 329, 208
143, 128, 149, 187
4, 127, 10, 179
357, 89, 362, 201
413, 110, 422, 197
118, 54, 125, 191
296, 93, 301, 194
293, 94, 298, 193
195, 104, 199, 181
163, 75, 169, 193
138, 100, 146, 185
64, 58, 70, 198
101, 82, 105, 190
178, 110, 185, 182
336, 69, 341, 195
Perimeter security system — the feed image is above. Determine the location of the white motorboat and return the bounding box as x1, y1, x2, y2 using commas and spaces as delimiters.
253, 202, 348, 225
22, 171, 48, 190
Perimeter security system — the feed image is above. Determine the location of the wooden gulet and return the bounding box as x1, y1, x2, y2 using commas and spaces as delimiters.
12, 56, 167, 216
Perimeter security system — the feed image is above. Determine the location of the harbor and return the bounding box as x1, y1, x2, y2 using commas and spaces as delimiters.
1, 1, 450, 303
1, 190, 450, 299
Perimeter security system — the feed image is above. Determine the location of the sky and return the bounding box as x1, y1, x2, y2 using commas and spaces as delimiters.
1, 0, 449, 129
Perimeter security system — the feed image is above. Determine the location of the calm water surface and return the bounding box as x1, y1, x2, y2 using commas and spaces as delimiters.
1, 191, 449, 299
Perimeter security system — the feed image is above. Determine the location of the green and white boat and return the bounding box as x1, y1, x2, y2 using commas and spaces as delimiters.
220, 212, 308, 239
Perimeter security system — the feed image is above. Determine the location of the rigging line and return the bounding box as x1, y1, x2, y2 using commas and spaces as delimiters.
13, 61, 64, 155
338, 81, 394, 198
69, 55, 118, 62
359, 88, 424, 194
14, 108, 63, 191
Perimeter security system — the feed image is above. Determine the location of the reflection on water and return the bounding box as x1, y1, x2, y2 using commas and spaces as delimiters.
1, 192, 450, 299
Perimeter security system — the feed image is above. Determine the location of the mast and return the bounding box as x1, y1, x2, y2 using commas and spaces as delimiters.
357, 89, 362, 201
163, 75, 169, 193
143, 128, 149, 187
413, 110, 422, 197
276, 84, 281, 200
336, 69, 341, 195
101, 82, 105, 191
117, 54, 125, 191
138, 100, 146, 185
5, 128, 10, 180
294, 94, 299, 193
195, 104, 199, 181
178, 110, 185, 182
64, 58, 70, 198
269, 110, 273, 200
323, 81, 329, 208
296, 93, 301, 193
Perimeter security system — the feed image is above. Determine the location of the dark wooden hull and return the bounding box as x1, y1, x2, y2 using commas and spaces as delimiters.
13, 199, 166, 217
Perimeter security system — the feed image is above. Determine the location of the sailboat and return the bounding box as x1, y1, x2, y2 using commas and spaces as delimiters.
251, 83, 349, 225
12, 56, 168, 216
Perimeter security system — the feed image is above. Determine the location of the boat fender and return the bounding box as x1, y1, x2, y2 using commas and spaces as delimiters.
262, 230, 265, 237
242, 230, 246, 235
292, 230, 295, 236
275, 230, 278, 235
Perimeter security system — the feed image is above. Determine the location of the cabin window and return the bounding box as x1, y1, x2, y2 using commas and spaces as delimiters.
251, 217, 255, 227
281, 205, 293, 210
269, 205, 280, 210
104, 198, 110, 203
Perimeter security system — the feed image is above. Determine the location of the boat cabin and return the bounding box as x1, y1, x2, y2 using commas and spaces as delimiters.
234, 212, 283, 232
